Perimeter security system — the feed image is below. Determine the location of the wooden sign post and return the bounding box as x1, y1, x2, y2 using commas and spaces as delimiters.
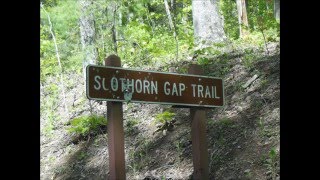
105, 55, 126, 180
87, 55, 224, 180
189, 64, 209, 180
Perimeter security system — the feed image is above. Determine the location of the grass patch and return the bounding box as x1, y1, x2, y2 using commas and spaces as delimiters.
264, 147, 279, 179
219, 117, 234, 127
125, 118, 139, 135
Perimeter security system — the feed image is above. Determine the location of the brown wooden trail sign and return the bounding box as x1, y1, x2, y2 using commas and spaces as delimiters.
87, 55, 224, 180
86, 65, 224, 107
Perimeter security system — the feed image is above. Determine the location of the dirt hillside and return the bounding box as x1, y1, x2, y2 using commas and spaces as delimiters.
40, 42, 280, 180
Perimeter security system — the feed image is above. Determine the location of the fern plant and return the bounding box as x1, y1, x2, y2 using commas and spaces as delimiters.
153, 110, 176, 135
154, 111, 176, 124
68, 115, 107, 136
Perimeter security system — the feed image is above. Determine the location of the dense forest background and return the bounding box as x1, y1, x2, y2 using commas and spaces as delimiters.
40, 0, 280, 179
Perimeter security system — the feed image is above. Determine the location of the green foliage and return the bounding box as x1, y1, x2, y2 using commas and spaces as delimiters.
243, 48, 257, 69
220, 0, 280, 41
128, 137, 153, 172
113, 0, 194, 67
93, 138, 101, 147
41, 0, 195, 84
175, 140, 182, 156
68, 115, 107, 136
208, 116, 236, 130
219, 0, 239, 39
263, 27, 280, 42
235, 29, 279, 48
40, 0, 81, 83
195, 46, 222, 58
41, 83, 61, 136
247, 0, 279, 31
126, 118, 139, 128
40, 25, 60, 82
258, 117, 265, 135
260, 77, 268, 89
43, 119, 54, 136
154, 110, 175, 124
265, 147, 279, 179
268, 148, 277, 162
41, 0, 58, 7
53, 165, 67, 174
219, 117, 233, 127
40, 0, 280, 85
77, 151, 88, 160
45, 0, 80, 40
195, 43, 232, 76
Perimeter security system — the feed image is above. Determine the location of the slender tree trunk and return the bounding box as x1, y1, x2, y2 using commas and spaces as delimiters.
170, 0, 176, 17
164, 0, 175, 32
79, 0, 97, 115
41, 3, 69, 118
181, 3, 189, 35
274, 0, 280, 21
236, 0, 249, 38
164, 0, 179, 61
170, 0, 175, 9
192, 0, 226, 48
112, 5, 118, 54
79, 0, 98, 79
181, 3, 188, 25
145, 4, 155, 35
118, 10, 122, 26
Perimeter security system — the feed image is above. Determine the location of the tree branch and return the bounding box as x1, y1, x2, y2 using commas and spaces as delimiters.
164, 0, 179, 61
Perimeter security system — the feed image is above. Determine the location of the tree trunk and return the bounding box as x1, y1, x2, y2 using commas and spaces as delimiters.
274, 0, 280, 21
170, 0, 176, 17
181, 3, 189, 35
181, 3, 188, 25
79, 0, 97, 115
79, 0, 98, 79
164, 0, 179, 61
164, 0, 175, 31
192, 0, 226, 48
236, 0, 249, 38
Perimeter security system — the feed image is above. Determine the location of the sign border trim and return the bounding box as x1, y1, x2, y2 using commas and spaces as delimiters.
86, 65, 225, 108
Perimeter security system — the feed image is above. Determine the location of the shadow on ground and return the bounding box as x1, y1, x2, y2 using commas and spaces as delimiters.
50, 48, 280, 180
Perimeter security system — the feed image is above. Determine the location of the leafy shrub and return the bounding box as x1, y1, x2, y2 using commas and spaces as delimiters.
219, 0, 239, 39
243, 49, 257, 69
68, 115, 107, 136
154, 110, 176, 124
220, 117, 233, 126
153, 110, 176, 134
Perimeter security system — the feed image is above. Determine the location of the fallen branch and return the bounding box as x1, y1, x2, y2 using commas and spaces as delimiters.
242, 74, 259, 88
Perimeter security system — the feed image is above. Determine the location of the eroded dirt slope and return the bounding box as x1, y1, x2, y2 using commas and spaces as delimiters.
40, 42, 280, 180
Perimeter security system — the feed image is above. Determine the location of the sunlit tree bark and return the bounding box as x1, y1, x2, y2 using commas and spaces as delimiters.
236, 0, 249, 38
79, 0, 97, 114
274, 0, 280, 21
79, 0, 98, 78
192, 0, 226, 47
